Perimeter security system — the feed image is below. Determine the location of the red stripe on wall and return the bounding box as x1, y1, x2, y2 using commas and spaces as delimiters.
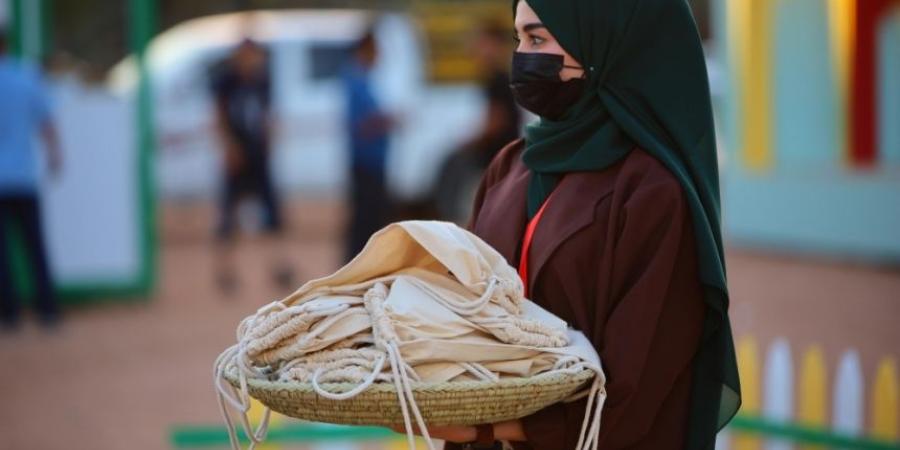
851, 0, 897, 167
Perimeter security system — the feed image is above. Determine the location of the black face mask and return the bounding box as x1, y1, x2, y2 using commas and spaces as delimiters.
509, 52, 587, 121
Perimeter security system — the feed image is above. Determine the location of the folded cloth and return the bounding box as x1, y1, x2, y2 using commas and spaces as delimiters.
215, 221, 606, 450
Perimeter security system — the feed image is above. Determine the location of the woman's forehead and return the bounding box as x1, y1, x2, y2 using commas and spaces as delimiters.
514, 0, 541, 26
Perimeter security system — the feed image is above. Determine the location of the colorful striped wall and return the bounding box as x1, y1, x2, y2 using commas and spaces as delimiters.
716, 0, 900, 261
721, 0, 900, 170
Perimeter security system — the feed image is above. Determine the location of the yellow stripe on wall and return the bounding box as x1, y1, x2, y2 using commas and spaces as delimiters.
798, 346, 828, 450
870, 358, 899, 440
735, 336, 761, 450
827, 0, 856, 164
737, 0, 776, 171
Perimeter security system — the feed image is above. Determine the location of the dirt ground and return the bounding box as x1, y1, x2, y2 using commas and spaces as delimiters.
0, 198, 897, 450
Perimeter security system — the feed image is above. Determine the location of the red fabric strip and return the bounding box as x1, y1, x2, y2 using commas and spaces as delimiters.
518, 198, 552, 299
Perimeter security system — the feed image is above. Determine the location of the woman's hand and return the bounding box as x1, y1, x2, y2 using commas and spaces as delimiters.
388, 424, 476, 443
494, 420, 526, 442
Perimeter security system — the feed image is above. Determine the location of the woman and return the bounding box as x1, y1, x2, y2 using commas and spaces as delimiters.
415, 0, 741, 449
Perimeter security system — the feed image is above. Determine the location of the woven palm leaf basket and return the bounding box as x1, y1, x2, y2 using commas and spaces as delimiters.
224, 368, 594, 426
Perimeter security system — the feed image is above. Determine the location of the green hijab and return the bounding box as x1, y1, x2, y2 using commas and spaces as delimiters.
515, 0, 741, 448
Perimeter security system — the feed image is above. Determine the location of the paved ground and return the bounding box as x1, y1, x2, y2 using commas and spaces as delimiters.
0, 198, 897, 450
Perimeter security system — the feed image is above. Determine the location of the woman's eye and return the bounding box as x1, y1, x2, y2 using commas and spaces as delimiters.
530, 36, 545, 46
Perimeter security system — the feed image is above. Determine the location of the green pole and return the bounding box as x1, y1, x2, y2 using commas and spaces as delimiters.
4, 0, 43, 302
129, 0, 158, 296
9, 0, 23, 57
10, 0, 44, 60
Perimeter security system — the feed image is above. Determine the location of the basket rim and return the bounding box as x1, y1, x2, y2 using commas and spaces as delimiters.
226, 367, 596, 394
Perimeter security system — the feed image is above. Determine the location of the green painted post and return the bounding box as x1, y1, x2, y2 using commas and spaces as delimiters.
8, 0, 22, 56
129, 0, 158, 296
9, 0, 44, 60
4, 0, 40, 301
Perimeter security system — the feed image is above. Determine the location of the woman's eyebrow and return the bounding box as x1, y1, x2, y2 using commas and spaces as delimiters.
522, 23, 547, 33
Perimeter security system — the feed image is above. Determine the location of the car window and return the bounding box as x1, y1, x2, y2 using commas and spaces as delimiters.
309, 43, 355, 81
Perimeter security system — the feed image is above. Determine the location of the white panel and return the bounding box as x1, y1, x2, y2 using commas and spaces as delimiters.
832, 349, 864, 448
763, 339, 794, 450
41, 82, 140, 284
715, 429, 732, 450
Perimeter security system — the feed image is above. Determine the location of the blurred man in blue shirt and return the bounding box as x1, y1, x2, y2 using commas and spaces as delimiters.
342, 28, 395, 262
0, 29, 63, 330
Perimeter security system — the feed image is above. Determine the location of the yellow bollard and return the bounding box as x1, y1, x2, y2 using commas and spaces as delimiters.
870, 358, 898, 441
734, 336, 761, 450
798, 346, 828, 450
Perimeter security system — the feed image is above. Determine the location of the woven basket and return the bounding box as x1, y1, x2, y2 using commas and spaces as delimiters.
226, 369, 594, 426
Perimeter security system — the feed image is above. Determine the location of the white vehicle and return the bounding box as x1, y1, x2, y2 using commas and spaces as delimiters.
108, 10, 484, 202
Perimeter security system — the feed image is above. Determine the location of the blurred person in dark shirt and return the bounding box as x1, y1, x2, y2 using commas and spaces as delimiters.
341, 28, 396, 263
0, 29, 63, 331
210, 38, 293, 294
432, 19, 522, 222
468, 19, 523, 165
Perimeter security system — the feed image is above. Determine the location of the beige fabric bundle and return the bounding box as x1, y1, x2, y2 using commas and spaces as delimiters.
214, 221, 606, 450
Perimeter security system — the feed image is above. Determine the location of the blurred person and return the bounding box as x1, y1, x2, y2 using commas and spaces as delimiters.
466, 19, 523, 166
400, 1, 740, 449
0, 28, 63, 331
342, 28, 395, 263
210, 38, 293, 294
432, 19, 523, 221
